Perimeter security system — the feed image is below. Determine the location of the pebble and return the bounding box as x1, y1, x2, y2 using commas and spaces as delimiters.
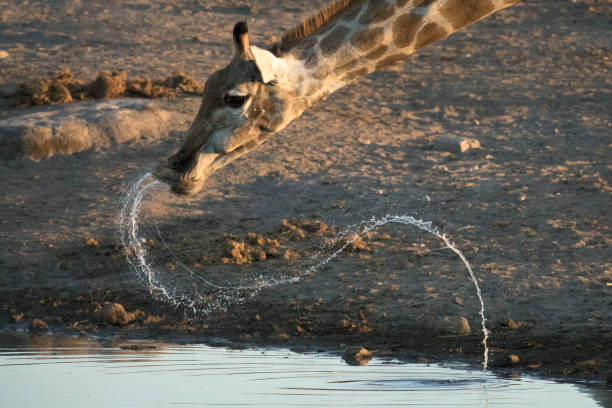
441, 316, 471, 335
29, 318, 49, 333
433, 136, 481, 153
96, 302, 133, 326
86, 237, 100, 247
0, 51, 8, 59
490, 353, 521, 367
499, 318, 519, 329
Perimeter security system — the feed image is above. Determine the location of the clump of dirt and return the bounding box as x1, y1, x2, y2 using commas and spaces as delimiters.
88, 71, 127, 99
190, 219, 372, 265
11, 69, 204, 107
15, 69, 87, 105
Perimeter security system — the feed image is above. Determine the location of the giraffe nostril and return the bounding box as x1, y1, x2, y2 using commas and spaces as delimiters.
168, 150, 196, 173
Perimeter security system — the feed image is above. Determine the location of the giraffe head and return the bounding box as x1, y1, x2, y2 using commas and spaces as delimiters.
154, 22, 299, 195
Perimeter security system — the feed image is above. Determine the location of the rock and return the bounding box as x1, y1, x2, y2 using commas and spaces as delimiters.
96, 302, 133, 326
441, 316, 471, 335
342, 347, 372, 366
223, 240, 248, 264
0, 99, 170, 160
433, 136, 481, 153
282, 248, 300, 261
86, 237, 100, 247
246, 232, 265, 246
499, 318, 519, 329
490, 353, 521, 367
0, 50, 9, 59
29, 318, 49, 333
88, 71, 127, 99
348, 236, 368, 252
10, 312, 24, 323
332, 200, 345, 209
299, 220, 328, 234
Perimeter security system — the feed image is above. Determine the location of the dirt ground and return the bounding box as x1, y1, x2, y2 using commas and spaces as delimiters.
0, 0, 610, 383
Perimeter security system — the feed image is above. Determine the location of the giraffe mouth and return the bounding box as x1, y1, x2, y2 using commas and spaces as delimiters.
152, 136, 267, 196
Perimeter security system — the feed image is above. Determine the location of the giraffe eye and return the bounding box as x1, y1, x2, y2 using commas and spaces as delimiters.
223, 94, 248, 109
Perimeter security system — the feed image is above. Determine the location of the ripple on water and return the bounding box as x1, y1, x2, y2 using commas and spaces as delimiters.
0, 335, 605, 408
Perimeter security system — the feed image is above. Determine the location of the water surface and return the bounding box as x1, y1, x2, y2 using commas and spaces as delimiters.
0, 333, 607, 407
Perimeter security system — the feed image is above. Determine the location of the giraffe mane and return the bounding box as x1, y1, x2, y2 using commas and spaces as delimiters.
272, 0, 365, 54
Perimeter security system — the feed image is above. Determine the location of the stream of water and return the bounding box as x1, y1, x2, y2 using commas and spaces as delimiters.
119, 173, 491, 368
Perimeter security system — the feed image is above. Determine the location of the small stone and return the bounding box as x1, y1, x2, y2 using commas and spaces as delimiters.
86, 237, 100, 247
29, 318, 49, 333
342, 347, 372, 366
348, 236, 368, 252
0, 50, 9, 59
442, 316, 471, 335
283, 248, 300, 261
96, 302, 133, 326
10, 312, 24, 323
500, 319, 519, 329
299, 220, 328, 234
332, 200, 345, 209
454, 296, 464, 305
434, 136, 481, 153
246, 232, 265, 246
490, 353, 521, 367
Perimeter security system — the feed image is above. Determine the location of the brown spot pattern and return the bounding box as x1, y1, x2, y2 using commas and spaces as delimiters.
374, 53, 407, 70
341, 2, 364, 22
334, 58, 360, 75
342, 67, 369, 82
392, 13, 424, 48
333, 49, 356, 70
350, 27, 384, 51
294, 37, 317, 61
319, 25, 351, 56
305, 83, 320, 97
304, 52, 319, 69
314, 65, 332, 80
365, 45, 388, 60
359, 2, 396, 25
412, 0, 436, 7
415, 22, 448, 49
440, 0, 495, 30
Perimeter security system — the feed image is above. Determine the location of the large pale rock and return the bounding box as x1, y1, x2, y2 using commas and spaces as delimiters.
0, 99, 170, 160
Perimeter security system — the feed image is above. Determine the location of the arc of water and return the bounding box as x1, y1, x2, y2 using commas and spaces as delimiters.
118, 173, 490, 370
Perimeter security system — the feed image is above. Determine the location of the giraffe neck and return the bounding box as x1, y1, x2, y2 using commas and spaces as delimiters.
277, 0, 520, 112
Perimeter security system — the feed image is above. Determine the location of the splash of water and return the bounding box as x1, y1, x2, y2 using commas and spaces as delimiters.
118, 173, 490, 370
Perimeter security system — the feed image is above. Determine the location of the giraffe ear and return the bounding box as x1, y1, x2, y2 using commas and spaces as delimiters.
233, 21, 249, 56
250, 46, 284, 85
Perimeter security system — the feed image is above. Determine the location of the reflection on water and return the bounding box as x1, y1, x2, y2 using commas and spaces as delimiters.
0, 333, 607, 408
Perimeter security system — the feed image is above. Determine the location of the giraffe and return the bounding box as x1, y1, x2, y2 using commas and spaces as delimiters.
154, 0, 522, 195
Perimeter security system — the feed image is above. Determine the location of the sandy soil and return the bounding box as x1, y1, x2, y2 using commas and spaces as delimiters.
0, 0, 610, 383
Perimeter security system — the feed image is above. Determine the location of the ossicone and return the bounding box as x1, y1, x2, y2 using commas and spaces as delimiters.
233, 21, 250, 56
